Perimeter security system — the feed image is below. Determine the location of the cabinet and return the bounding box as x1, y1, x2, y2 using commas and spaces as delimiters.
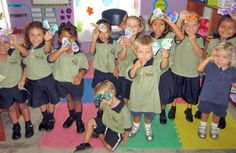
187, 0, 222, 34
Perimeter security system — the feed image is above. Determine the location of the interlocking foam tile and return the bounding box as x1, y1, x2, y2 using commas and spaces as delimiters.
118, 112, 181, 150
174, 103, 236, 150
40, 103, 103, 149
84, 60, 94, 78
81, 78, 94, 103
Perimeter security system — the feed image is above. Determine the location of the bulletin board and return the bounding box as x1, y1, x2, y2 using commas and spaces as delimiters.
32, 0, 69, 6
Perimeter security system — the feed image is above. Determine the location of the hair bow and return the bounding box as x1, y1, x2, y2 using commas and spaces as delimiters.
218, 3, 236, 15
62, 37, 79, 52
43, 20, 58, 35
152, 38, 173, 55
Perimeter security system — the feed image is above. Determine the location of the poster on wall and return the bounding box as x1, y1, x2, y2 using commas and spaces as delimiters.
32, 0, 69, 6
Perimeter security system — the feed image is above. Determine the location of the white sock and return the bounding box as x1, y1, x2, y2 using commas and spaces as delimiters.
211, 122, 218, 128
133, 122, 140, 128
200, 121, 207, 127
144, 123, 151, 129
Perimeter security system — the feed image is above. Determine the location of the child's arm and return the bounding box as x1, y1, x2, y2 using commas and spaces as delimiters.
89, 28, 99, 55
18, 66, 27, 89
9, 34, 29, 57
48, 46, 69, 63
232, 82, 236, 89
189, 33, 204, 57
44, 31, 53, 53
121, 130, 129, 144
197, 56, 214, 73
129, 59, 142, 78
118, 38, 128, 60
160, 49, 169, 70
176, 10, 188, 31
164, 17, 184, 41
113, 59, 119, 77
72, 69, 87, 85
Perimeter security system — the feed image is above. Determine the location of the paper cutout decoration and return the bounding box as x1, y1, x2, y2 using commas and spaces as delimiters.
151, 8, 179, 23
76, 21, 83, 33
43, 20, 59, 35
98, 23, 107, 33
152, 38, 173, 55
198, 18, 209, 38
218, 3, 236, 15
166, 11, 179, 23
116, 27, 133, 43
102, 0, 113, 7
61, 37, 80, 52
154, 0, 168, 12
87, 7, 94, 15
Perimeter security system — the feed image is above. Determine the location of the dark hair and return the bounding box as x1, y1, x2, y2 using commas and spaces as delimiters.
24, 21, 46, 49
58, 22, 79, 48
96, 18, 112, 31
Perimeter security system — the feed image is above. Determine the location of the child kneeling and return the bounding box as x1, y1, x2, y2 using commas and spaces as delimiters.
74, 80, 132, 152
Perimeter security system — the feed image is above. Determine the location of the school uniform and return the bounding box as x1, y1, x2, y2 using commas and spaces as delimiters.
23, 44, 59, 108
91, 39, 119, 88
0, 49, 27, 109
170, 35, 204, 104
94, 100, 132, 150
127, 57, 162, 114
199, 62, 236, 117
53, 51, 88, 101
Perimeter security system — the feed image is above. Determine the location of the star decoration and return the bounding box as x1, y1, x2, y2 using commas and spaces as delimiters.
87, 7, 94, 16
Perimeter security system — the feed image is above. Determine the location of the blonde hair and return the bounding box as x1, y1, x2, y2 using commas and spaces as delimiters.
121, 15, 145, 36
214, 42, 236, 67
94, 80, 116, 96
134, 35, 154, 49
184, 11, 200, 24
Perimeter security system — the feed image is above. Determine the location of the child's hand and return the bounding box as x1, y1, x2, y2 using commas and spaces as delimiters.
179, 10, 188, 22
113, 67, 119, 77
18, 80, 25, 90
44, 31, 53, 41
120, 37, 131, 47
8, 34, 17, 46
134, 59, 144, 68
161, 49, 169, 59
72, 74, 82, 85
188, 32, 196, 41
92, 28, 99, 40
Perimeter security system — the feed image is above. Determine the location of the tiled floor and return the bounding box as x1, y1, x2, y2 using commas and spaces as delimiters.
0, 103, 236, 153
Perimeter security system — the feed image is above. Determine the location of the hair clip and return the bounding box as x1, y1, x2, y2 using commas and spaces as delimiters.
43, 19, 58, 35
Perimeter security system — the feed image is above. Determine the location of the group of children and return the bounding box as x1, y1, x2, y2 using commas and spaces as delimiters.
0, 8, 235, 152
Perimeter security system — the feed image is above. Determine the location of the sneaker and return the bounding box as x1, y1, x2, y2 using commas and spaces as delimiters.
74, 143, 92, 152
210, 126, 219, 139
38, 118, 47, 131
25, 124, 34, 138
12, 124, 21, 140
218, 117, 226, 129
194, 110, 201, 119
168, 107, 176, 120
63, 116, 75, 128
76, 120, 85, 133
45, 118, 55, 131
128, 125, 139, 137
145, 127, 153, 141
184, 109, 193, 122
160, 112, 167, 124
198, 125, 206, 139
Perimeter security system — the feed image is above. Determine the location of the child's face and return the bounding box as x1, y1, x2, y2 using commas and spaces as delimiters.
0, 40, 10, 55
136, 45, 153, 63
59, 30, 76, 42
218, 20, 236, 40
126, 18, 141, 37
98, 28, 111, 43
151, 19, 166, 37
184, 20, 199, 35
95, 90, 113, 106
29, 27, 45, 48
214, 50, 232, 68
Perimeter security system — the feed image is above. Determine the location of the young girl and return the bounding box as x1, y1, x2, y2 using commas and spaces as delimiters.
48, 22, 88, 133
148, 9, 184, 124
0, 33, 34, 140
195, 15, 236, 129
117, 15, 144, 104
197, 42, 236, 139
89, 19, 119, 89
127, 35, 169, 141
168, 11, 204, 122
23, 21, 59, 131
74, 80, 131, 152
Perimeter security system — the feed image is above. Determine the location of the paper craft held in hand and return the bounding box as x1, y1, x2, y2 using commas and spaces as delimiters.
62, 37, 80, 52
152, 38, 173, 55
43, 20, 59, 35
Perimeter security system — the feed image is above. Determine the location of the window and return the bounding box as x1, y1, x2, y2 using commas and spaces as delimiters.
0, 0, 11, 29
73, 0, 140, 42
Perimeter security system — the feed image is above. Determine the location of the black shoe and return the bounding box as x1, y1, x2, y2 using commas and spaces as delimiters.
12, 124, 21, 140
45, 118, 55, 131
160, 112, 167, 124
92, 130, 99, 138
25, 124, 34, 138
76, 120, 85, 133
74, 143, 92, 152
218, 117, 226, 129
168, 107, 176, 120
63, 116, 75, 128
184, 109, 193, 122
194, 110, 201, 119
38, 118, 47, 131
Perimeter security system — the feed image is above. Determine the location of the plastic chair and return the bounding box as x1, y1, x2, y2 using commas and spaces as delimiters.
102, 9, 127, 40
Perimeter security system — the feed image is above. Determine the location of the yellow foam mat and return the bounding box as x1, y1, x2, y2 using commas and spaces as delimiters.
174, 103, 236, 150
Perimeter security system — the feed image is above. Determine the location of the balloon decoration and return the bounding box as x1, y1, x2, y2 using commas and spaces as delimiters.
153, 0, 168, 12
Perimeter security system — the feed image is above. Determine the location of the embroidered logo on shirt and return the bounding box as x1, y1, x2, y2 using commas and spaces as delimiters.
72, 58, 78, 65
35, 53, 44, 59
9, 57, 17, 64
